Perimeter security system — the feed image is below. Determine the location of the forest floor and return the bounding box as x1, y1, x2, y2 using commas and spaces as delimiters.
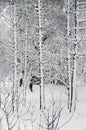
11, 84, 86, 130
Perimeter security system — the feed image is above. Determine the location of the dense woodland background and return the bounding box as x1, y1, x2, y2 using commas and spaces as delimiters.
0, 0, 86, 130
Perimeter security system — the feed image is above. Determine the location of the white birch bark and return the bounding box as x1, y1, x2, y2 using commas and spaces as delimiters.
38, 1, 45, 129
12, 2, 18, 112
67, 0, 71, 111
38, 0, 44, 110
72, 0, 79, 111
23, 1, 28, 106
70, 0, 78, 112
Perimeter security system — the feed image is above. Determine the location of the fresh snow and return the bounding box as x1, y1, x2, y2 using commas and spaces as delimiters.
9, 84, 86, 130
0, 81, 86, 130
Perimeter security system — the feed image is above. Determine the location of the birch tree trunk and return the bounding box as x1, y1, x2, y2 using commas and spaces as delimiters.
12, 1, 18, 112
73, 0, 79, 111
67, 0, 71, 110
70, 0, 78, 112
23, 1, 28, 106
38, 0, 45, 110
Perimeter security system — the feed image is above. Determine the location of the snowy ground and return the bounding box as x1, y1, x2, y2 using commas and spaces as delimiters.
61, 86, 86, 130
12, 84, 86, 130
1, 83, 86, 130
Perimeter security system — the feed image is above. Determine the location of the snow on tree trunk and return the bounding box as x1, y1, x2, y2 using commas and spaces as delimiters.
67, 0, 71, 110
23, 1, 28, 106
38, 0, 45, 110
70, 0, 78, 112
12, 1, 18, 112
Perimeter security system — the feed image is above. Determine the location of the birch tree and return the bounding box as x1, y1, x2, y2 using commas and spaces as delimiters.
66, 0, 79, 112
0, 1, 23, 112
37, 0, 44, 110
66, 0, 73, 111
12, 0, 18, 112
20, 0, 28, 107
70, 0, 79, 112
